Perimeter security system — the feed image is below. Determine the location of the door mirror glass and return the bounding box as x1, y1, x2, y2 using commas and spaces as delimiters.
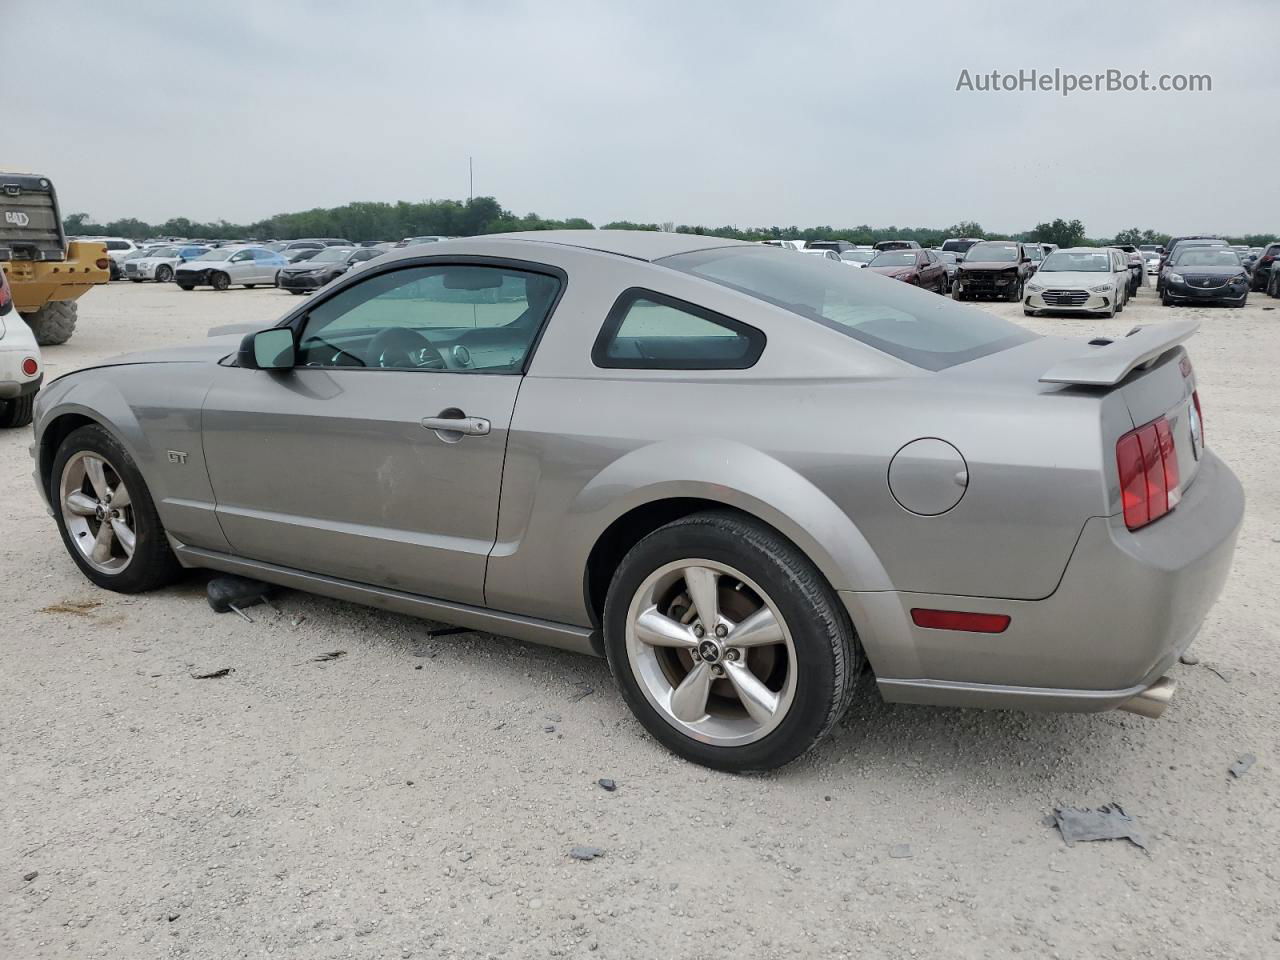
239, 328, 296, 370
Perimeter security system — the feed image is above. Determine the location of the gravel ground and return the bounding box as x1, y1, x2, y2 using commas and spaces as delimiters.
2, 278, 1277, 959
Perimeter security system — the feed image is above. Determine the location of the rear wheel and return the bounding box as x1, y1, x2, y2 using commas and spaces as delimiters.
603, 511, 859, 772
51, 424, 182, 593
156, 265, 173, 283
1007, 280, 1023, 302
211, 272, 230, 291
0, 393, 35, 428
21, 301, 77, 345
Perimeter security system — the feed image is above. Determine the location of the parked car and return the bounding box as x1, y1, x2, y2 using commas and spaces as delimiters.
1249, 242, 1280, 290
1157, 236, 1226, 287
951, 240, 1035, 301
933, 249, 961, 286
1111, 245, 1145, 297
838, 249, 877, 268
1143, 249, 1163, 275
29, 230, 1242, 771
125, 244, 210, 283
286, 247, 324, 264
1160, 247, 1250, 308
873, 240, 921, 251
801, 248, 842, 263
174, 246, 288, 290
940, 237, 982, 255
1267, 261, 1280, 298
866, 249, 949, 292
805, 240, 856, 254
276, 245, 387, 294
0, 263, 42, 428
1023, 247, 1130, 317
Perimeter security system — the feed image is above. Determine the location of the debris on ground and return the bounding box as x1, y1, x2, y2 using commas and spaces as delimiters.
569, 684, 595, 702
1048, 803, 1148, 851
543, 724, 556, 733
1179, 652, 1200, 666
889, 844, 912, 859
1203, 663, 1232, 683
1229, 754, 1256, 779
597, 778, 617, 792
569, 845, 605, 861
303, 650, 347, 664
207, 575, 273, 622
290, 615, 306, 628
22, 871, 38, 882
39, 599, 102, 617
427, 626, 469, 638
190, 667, 234, 680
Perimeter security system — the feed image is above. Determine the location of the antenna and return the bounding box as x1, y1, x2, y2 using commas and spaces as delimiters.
469, 156, 474, 201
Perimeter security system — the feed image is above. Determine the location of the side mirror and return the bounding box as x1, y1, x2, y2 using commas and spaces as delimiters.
238, 328, 296, 370
955, 254, 965, 263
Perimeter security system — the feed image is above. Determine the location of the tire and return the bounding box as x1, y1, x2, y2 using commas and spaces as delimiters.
0, 392, 35, 428
50, 424, 182, 594
952, 286, 964, 301
602, 511, 859, 772
21, 300, 78, 346
156, 265, 173, 283
129, 278, 143, 283
289, 289, 305, 295
1007, 280, 1023, 303
1023, 308, 1037, 317
211, 272, 230, 291
1161, 290, 1172, 307
1231, 294, 1247, 309
178, 284, 194, 291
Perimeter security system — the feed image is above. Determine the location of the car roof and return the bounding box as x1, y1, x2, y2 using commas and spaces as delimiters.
485, 229, 749, 262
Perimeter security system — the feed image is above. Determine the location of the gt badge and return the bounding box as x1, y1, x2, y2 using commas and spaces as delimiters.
167, 450, 188, 465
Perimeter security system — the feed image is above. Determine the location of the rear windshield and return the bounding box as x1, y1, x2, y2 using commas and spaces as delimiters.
660, 247, 1035, 371
869, 251, 917, 267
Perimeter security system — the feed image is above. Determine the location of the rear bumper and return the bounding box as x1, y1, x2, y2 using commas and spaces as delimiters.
844, 450, 1243, 713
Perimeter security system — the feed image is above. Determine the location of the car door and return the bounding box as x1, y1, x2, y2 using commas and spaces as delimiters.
199, 260, 562, 605
253, 248, 282, 283
224, 249, 254, 284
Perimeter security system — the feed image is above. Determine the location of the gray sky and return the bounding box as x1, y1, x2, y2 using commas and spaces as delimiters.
7, 1, 1278, 235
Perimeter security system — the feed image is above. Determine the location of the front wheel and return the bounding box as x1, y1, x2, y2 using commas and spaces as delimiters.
603, 511, 859, 772
1007, 280, 1023, 302
211, 272, 231, 291
50, 424, 182, 593
155, 265, 173, 283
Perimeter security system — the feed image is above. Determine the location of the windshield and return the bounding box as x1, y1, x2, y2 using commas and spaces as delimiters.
840, 250, 876, 263
147, 246, 177, 258
310, 247, 355, 263
869, 251, 917, 267
941, 239, 979, 253
1025, 247, 1043, 261
1040, 251, 1111, 272
1173, 249, 1242, 267
661, 247, 1035, 371
934, 251, 957, 264
194, 249, 235, 261
966, 242, 1019, 262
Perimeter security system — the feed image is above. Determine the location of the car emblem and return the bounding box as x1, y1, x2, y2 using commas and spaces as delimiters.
4, 211, 30, 226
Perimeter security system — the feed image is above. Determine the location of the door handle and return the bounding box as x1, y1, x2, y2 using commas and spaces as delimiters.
421, 414, 490, 441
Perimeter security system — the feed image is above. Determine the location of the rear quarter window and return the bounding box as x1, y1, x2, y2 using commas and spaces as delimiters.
592, 288, 765, 370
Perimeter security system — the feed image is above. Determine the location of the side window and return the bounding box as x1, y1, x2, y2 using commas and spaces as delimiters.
229, 250, 252, 262
592, 288, 765, 370
253, 249, 279, 262
296, 264, 561, 373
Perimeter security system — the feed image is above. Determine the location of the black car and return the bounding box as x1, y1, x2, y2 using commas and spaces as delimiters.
1160, 246, 1250, 307
1157, 236, 1225, 287
1250, 242, 1280, 290
951, 240, 1036, 301
275, 245, 386, 294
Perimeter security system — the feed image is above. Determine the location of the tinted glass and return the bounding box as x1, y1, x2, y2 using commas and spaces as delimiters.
966, 242, 1019, 262
297, 265, 559, 372
662, 247, 1035, 371
869, 251, 916, 267
1173, 249, 1242, 267
1040, 251, 1110, 272
593, 290, 764, 370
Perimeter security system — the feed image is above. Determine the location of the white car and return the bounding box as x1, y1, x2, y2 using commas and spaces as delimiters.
1144, 251, 1163, 275
84, 237, 138, 279
1023, 247, 1130, 318
125, 244, 209, 283
801, 248, 841, 262
174, 246, 289, 290
0, 269, 42, 428
839, 249, 877, 268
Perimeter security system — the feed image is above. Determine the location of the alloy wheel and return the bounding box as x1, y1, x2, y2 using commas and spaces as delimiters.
624, 559, 797, 746
59, 452, 136, 574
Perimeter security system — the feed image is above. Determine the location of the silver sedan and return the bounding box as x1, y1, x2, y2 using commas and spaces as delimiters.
31, 231, 1243, 771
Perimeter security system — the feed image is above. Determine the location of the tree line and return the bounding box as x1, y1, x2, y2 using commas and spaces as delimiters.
62, 198, 1273, 249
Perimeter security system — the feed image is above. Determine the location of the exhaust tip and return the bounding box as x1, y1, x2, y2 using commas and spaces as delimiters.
1117, 676, 1176, 719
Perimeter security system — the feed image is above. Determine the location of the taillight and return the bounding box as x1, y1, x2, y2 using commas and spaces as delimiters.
1117, 416, 1180, 530
911, 609, 1011, 633
22, 357, 39, 377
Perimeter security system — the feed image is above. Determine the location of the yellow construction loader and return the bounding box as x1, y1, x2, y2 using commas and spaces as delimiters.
0, 171, 109, 345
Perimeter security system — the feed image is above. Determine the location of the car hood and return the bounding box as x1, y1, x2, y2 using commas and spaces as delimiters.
176, 260, 226, 271
280, 261, 338, 273
868, 266, 913, 278
66, 335, 244, 373
1031, 271, 1113, 288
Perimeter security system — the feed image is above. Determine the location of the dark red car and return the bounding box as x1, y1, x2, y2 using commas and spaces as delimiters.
866, 249, 950, 293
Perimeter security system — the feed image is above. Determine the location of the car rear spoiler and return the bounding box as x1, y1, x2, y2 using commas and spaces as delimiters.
1039, 320, 1199, 387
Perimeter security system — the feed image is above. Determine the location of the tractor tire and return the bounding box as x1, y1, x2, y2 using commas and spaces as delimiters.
22, 301, 78, 346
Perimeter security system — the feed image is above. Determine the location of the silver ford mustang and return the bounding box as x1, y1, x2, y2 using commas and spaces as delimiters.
31, 231, 1243, 771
